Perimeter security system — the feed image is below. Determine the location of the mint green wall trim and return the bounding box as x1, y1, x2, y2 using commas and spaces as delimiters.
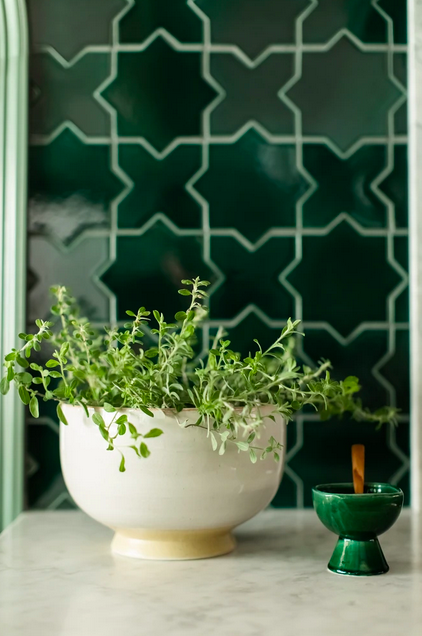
0, 0, 28, 531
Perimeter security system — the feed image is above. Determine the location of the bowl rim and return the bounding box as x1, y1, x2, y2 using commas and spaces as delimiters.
312, 482, 404, 497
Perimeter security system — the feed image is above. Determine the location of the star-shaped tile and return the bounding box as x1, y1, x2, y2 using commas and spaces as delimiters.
102, 38, 217, 151
28, 128, 123, 245
286, 220, 403, 336
117, 144, 202, 228
30, 53, 111, 136
194, 130, 309, 243
302, 0, 387, 44
209, 235, 295, 320
119, 0, 202, 44
101, 221, 214, 320
287, 36, 403, 152
196, 0, 311, 60
377, 146, 408, 227
210, 54, 294, 135
29, 236, 110, 322
27, 0, 127, 61
303, 144, 386, 227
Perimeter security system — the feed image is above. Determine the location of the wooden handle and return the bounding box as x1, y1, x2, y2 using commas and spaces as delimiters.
352, 444, 365, 494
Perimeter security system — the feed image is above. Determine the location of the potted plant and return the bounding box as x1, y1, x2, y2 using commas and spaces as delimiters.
1, 278, 397, 560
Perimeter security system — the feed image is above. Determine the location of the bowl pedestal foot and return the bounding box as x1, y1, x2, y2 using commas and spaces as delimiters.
328, 536, 389, 576
111, 527, 236, 560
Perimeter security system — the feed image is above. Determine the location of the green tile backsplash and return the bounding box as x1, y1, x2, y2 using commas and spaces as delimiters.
26, 0, 409, 509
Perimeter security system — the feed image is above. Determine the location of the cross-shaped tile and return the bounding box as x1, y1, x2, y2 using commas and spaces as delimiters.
210, 53, 294, 135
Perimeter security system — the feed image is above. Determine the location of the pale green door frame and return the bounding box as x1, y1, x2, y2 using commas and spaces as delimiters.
0, 0, 28, 531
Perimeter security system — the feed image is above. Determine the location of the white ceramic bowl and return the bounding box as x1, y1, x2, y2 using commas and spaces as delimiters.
60, 404, 286, 560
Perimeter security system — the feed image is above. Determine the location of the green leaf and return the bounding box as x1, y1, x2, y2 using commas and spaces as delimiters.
119, 455, 126, 472
0, 377, 10, 395
16, 372, 32, 385
46, 359, 60, 368
125, 310, 136, 317
140, 442, 151, 458
174, 311, 186, 321
249, 448, 257, 464
49, 371, 62, 378
219, 441, 227, 456
5, 352, 16, 361
128, 422, 138, 437
99, 426, 109, 441
274, 452, 280, 462
103, 402, 116, 413
57, 403, 68, 425
116, 414, 128, 425
16, 357, 29, 368
181, 279, 193, 285
118, 423, 126, 435
236, 442, 249, 451
29, 396, 39, 418
145, 348, 159, 358
92, 412, 105, 427
178, 289, 191, 296
210, 432, 217, 451
7, 367, 14, 381
139, 405, 154, 418
18, 385, 30, 405
144, 428, 163, 438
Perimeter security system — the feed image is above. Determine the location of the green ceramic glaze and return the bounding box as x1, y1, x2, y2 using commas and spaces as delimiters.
312, 482, 403, 576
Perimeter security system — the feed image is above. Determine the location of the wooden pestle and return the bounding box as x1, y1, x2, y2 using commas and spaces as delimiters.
352, 444, 365, 494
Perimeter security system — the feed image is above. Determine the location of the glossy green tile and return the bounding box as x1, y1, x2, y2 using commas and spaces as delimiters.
101, 221, 213, 320
393, 54, 407, 135
288, 418, 409, 507
287, 36, 402, 151
287, 221, 402, 336
393, 237, 409, 323
378, 145, 408, 228
379, 329, 410, 412
302, 330, 389, 409
196, 0, 311, 59
210, 53, 294, 135
28, 129, 123, 244
118, 144, 202, 229
209, 235, 295, 319
302, 0, 387, 44
303, 144, 387, 227
195, 130, 308, 242
29, 236, 110, 323
119, 0, 203, 44
27, 417, 61, 509
30, 53, 111, 136
102, 38, 217, 151
378, 0, 407, 44
27, 0, 126, 61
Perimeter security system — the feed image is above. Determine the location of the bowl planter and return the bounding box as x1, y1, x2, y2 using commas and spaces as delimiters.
61, 404, 286, 560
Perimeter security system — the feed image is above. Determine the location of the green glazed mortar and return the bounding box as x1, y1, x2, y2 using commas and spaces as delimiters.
312, 482, 403, 576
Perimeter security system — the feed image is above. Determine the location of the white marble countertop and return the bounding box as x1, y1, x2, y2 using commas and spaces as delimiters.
0, 509, 422, 636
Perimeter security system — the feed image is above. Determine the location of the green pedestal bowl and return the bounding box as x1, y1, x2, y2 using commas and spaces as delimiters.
312, 483, 403, 576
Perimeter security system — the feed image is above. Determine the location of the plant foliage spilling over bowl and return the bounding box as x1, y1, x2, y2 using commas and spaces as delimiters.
1, 278, 397, 471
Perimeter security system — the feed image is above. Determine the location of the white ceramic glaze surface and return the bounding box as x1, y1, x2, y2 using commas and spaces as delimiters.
0, 509, 420, 636
60, 405, 286, 558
